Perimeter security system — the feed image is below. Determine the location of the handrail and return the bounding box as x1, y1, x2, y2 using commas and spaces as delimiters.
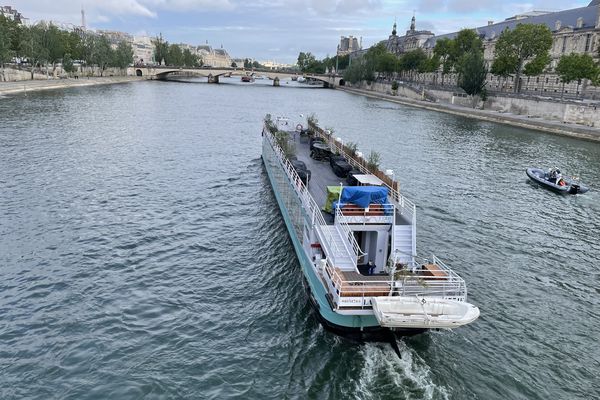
324, 263, 467, 309
334, 207, 365, 263
313, 128, 417, 223
264, 126, 355, 268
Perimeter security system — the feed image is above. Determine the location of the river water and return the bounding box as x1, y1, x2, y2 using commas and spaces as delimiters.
1, 79, 599, 399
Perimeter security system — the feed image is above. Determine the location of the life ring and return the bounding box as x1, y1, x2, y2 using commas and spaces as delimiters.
296, 123, 303, 132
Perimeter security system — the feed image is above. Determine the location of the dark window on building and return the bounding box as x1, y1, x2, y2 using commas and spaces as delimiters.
546, 77, 549, 83
561, 37, 567, 53
585, 34, 592, 52
556, 78, 559, 84
536, 77, 539, 83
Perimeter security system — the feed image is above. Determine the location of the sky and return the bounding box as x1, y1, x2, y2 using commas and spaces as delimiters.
12, 0, 593, 64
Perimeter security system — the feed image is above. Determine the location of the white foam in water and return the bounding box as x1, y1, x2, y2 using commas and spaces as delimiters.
353, 341, 450, 400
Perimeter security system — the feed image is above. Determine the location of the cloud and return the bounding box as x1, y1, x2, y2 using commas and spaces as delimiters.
416, 0, 584, 15
142, 0, 235, 12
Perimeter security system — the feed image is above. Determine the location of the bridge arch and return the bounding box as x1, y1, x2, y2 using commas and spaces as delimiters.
135, 69, 143, 77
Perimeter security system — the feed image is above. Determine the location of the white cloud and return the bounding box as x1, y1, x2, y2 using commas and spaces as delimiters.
141, 0, 235, 12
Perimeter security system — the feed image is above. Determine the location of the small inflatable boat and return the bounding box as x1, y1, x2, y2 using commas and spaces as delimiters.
526, 167, 589, 194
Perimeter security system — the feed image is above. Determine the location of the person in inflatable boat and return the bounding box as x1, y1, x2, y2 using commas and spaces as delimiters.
549, 168, 565, 186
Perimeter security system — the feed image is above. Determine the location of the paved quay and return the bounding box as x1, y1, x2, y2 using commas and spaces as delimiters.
340, 86, 600, 143
0, 76, 145, 96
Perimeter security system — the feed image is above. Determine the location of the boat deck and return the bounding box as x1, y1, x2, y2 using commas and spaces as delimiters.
291, 132, 410, 226
293, 133, 338, 224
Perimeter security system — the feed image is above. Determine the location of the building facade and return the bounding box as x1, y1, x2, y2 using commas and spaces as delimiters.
422, 0, 600, 72
133, 36, 154, 66
0, 5, 27, 24
337, 36, 361, 56
369, 1, 600, 97
196, 45, 232, 68
386, 16, 434, 56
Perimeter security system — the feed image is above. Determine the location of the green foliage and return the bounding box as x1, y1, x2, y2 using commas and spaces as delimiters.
153, 34, 168, 65
0, 15, 13, 65
556, 53, 599, 84
307, 113, 319, 128
419, 55, 440, 73
113, 41, 133, 69
453, 29, 483, 57
264, 114, 277, 134
457, 50, 488, 99
343, 57, 374, 84
367, 150, 381, 172
62, 53, 74, 73
321, 54, 349, 72
346, 141, 358, 156
399, 49, 428, 73
231, 61, 237, 68
243, 58, 251, 69
167, 44, 183, 66
182, 48, 199, 67
93, 36, 112, 75
433, 37, 455, 76
432, 30, 482, 84
376, 51, 398, 78
391, 80, 399, 91
297, 51, 325, 73
492, 24, 552, 92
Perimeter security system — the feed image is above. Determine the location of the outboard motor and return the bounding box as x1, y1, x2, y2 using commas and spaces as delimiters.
568, 184, 580, 194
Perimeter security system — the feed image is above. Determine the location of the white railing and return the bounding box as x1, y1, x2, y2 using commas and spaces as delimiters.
323, 258, 467, 310
264, 127, 362, 268
324, 136, 417, 239
335, 203, 395, 225
334, 208, 365, 263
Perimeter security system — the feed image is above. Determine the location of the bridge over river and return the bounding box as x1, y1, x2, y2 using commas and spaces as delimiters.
126, 66, 344, 88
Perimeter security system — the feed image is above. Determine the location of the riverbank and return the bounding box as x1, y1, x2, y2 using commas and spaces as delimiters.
0, 76, 145, 97
339, 86, 600, 142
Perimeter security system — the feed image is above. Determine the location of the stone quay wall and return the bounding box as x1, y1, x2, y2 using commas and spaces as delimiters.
347, 81, 600, 128
0, 66, 128, 82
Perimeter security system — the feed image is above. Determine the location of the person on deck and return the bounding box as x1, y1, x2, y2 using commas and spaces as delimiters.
368, 260, 375, 275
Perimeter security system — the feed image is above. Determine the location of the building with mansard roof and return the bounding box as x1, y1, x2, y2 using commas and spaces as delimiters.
385, 15, 434, 56
421, 0, 600, 70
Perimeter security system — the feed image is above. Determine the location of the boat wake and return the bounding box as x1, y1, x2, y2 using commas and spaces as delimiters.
354, 342, 450, 400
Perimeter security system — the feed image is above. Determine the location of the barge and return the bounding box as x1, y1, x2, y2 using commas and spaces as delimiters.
261, 115, 479, 340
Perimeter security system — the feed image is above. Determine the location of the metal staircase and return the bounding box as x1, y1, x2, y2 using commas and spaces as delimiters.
315, 224, 356, 271
393, 224, 415, 263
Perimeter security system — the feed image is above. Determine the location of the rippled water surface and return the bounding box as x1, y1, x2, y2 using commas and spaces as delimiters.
1, 81, 599, 399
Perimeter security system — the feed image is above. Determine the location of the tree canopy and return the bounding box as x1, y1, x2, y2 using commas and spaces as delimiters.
0, 17, 134, 78
491, 23, 553, 92
458, 50, 488, 99
556, 53, 599, 85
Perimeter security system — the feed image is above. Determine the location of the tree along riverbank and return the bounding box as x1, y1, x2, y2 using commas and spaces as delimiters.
0, 76, 145, 96
339, 85, 600, 143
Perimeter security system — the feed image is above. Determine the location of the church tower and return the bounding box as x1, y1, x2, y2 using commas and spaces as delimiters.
392, 20, 397, 36
410, 14, 416, 31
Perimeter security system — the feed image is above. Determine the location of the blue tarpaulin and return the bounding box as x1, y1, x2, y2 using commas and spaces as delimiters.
335, 186, 389, 208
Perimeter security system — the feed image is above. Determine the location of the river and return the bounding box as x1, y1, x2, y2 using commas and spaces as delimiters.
1, 79, 599, 399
